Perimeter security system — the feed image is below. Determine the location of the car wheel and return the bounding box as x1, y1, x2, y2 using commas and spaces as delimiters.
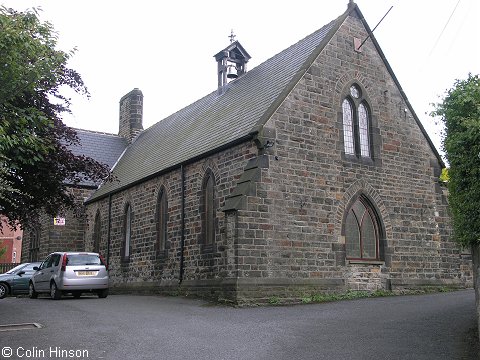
97, 288, 109, 299
0, 283, 8, 299
50, 282, 61, 300
29, 282, 38, 299
73, 291, 82, 299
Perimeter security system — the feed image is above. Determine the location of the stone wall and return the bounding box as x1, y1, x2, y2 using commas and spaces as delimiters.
84, 141, 257, 299
230, 12, 472, 301
21, 187, 94, 262
82, 12, 472, 303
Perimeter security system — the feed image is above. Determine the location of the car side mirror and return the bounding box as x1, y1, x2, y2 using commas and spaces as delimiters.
17, 271, 25, 276
33, 266, 39, 271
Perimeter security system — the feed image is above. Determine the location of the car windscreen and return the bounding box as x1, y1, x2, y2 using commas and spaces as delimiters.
66, 254, 103, 266
22, 263, 40, 272
5, 264, 25, 274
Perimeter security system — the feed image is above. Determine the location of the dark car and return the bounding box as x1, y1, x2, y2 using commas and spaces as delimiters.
0, 262, 42, 299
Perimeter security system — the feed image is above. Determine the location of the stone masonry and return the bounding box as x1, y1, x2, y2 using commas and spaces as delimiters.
22, 187, 93, 262
78, 6, 472, 304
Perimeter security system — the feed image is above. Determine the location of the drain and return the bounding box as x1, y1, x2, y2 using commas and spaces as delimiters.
0, 323, 43, 332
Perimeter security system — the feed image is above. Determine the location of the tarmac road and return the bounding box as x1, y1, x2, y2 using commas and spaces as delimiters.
0, 289, 477, 360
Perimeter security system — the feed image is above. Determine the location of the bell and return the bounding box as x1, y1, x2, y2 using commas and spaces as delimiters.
226, 64, 238, 79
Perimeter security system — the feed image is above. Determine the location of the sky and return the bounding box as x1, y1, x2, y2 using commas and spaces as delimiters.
2, 0, 479, 153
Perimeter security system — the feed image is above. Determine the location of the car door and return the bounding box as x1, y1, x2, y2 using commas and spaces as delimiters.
33, 255, 54, 291
49, 254, 62, 283
11, 264, 37, 294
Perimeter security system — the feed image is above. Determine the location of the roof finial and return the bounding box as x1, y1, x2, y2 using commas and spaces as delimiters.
229, 29, 236, 43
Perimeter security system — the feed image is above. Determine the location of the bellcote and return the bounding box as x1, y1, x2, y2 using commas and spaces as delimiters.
214, 32, 251, 95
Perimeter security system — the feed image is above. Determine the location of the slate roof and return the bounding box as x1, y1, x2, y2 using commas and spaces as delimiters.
69, 129, 127, 187
87, 2, 443, 202
88, 16, 343, 202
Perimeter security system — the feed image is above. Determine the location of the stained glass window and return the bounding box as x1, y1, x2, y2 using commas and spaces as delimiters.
345, 198, 379, 260
342, 99, 355, 155
342, 84, 372, 159
358, 103, 370, 157
350, 84, 360, 99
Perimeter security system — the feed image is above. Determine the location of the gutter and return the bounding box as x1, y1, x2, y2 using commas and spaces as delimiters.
85, 134, 254, 205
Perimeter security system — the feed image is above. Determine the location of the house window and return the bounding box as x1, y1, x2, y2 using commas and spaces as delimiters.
157, 187, 168, 254
93, 212, 101, 253
203, 171, 216, 245
345, 197, 380, 260
342, 84, 372, 158
123, 204, 132, 261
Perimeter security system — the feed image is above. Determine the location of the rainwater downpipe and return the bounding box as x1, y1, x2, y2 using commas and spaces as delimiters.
179, 164, 185, 284
106, 193, 112, 268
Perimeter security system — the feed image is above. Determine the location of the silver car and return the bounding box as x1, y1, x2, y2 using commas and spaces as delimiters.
29, 252, 109, 300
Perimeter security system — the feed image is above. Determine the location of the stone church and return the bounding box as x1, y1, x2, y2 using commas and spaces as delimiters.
23, 2, 472, 303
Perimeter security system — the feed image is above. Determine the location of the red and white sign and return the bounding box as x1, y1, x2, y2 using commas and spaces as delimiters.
53, 217, 66, 226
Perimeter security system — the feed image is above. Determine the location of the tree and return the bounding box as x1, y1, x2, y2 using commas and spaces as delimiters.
432, 74, 480, 247
0, 6, 111, 229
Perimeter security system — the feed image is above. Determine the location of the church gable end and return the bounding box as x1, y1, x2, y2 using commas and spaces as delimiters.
81, 3, 471, 303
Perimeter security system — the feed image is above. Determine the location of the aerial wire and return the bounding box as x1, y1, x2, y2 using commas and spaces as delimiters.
428, 0, 461, 58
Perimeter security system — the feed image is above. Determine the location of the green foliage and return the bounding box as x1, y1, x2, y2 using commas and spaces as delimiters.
0, 6, 111, 229
302, 289, 393, 304
439, 168, 449, 183
432, 74, 480, 246
268, 296, 280, 305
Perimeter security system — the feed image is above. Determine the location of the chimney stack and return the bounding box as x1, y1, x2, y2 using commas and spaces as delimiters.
119, 88, 143, 143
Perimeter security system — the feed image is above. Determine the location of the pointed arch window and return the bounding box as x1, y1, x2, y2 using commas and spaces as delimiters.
122, 203, 132, 261
202, 171, 216, 246
342, 84, 372, 159
358, 103, 370, 157
157, 187, 168, 255
342, 99, 355, 155
345, 197, 380, 260
93, 211, 101, 253
29, 228, 40, 262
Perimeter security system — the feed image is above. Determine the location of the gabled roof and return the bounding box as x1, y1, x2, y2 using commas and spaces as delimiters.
214, 40, 252, 62
88, 13, 342, 202
87, 2, 443, 202
69, 129, 127, 187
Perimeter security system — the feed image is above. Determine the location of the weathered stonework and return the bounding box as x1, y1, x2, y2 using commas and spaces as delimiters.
84, 142, 257, 300
81, 12, 472, 303
118, 88, 143, 143
22, 187, 93, 262
25, 6, 472, 304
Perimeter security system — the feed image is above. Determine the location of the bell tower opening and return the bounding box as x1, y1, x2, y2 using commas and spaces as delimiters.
214, 30, 251, 95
